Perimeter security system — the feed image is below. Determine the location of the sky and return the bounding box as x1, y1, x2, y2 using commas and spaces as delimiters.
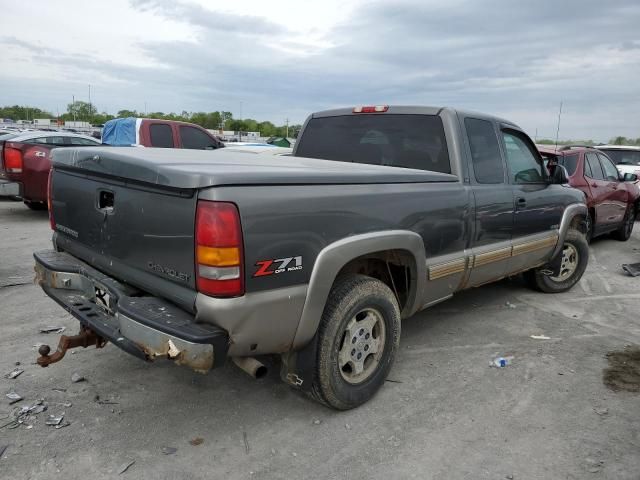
0, 0, 639, 141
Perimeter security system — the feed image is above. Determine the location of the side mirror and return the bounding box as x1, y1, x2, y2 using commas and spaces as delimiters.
550, 164, 569, 184
623, 172, 638, 182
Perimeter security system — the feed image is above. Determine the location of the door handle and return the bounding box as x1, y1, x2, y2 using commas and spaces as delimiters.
591, 183, 598, 187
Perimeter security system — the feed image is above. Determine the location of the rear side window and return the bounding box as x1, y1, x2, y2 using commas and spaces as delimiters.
598, 154, 620, 181
149, 124, 174, 148
599, 149, 640, 166
557, 153, 579, 176
180, 126, 218, 149
585, 153, 604, 180
465, 118, 504, 184
501, 131, 544, 183
295, 114, 451, 174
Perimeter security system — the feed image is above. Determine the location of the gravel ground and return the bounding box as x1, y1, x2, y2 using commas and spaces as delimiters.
1, 197, 639, 479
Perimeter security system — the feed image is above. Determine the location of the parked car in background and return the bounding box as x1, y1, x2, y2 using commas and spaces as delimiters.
0, 131, 99, 209
537, 145, 639, 241
595, 145, 640, 177
102, 117, 225, 149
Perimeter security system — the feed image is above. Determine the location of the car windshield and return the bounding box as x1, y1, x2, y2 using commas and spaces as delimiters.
600, 149, 640, 166
295, 114, 451, 173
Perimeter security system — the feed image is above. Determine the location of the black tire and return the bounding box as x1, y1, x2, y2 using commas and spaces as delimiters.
24, 201, 47, 211
524, 228, 589, 293
309, 274, 401, 410
611, 207, 634, 241
585, 212, 594, 243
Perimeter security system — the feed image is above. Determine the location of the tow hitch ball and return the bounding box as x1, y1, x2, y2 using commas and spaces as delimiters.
37, 326, 107, 367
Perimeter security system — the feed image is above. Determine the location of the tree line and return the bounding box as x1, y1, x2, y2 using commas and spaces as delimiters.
0, 102, 302, 138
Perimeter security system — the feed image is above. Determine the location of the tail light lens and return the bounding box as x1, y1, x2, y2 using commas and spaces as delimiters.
47, 169, 56, 230
195, 200, 244, 297
4, 147, 23, 173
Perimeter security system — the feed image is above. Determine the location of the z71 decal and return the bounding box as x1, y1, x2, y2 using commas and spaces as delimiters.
253, 256, 303, 277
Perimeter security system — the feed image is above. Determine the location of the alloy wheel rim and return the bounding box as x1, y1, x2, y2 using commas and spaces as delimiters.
338, 308, 386, 384
550, 243, 579, 282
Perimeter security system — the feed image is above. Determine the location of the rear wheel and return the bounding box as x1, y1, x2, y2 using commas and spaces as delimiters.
309, 274, 400, 410
524, 228, 589, 293
24, 201, 47, 211
611, 207, 634, 241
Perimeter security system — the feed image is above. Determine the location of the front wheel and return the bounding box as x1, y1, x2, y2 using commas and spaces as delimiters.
310, 274, 401, 410
524, 228, 589, 293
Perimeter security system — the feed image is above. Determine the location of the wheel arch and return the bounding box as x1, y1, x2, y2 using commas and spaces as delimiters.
552, 203, 588, 259
290, 230, 426, 350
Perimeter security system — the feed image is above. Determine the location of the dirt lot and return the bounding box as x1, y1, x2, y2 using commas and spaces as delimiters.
1, 197, 639, 479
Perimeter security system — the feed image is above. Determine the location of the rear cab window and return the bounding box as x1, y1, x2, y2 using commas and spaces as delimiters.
295, 114, 451, 174
465, 117, 504, 184
149, 124, 175, 148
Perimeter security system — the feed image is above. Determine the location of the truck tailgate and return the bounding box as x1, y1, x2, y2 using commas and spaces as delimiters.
50, 168, 198, 311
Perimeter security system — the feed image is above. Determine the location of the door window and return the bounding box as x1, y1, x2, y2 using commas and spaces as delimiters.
465, 118, 504, 183
598, 154, 620, 181
69, 137, 98, 146
585, 153, 604, 180
501, 131, 544, 183
180, 126, 218, 149
149, 124, 174, 148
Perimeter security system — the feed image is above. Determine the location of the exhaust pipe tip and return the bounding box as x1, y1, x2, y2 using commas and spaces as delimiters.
232, 356, 268, 379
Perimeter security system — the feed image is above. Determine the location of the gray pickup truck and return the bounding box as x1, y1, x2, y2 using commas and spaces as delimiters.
34, 105, 588, 409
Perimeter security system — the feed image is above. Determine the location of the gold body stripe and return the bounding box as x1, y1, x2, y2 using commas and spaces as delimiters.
427, 234, 559, 280
429, 258, 467, 280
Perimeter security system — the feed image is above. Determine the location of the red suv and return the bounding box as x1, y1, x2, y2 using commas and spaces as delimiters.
538, 145, 639, 241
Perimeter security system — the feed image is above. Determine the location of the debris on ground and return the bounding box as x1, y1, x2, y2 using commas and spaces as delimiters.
45, 414, 64, 426
312, 419, 321, 425
4, 368, 24, 379
6, 392, 22, 405
2, 400, 48, 429
55, 421, 71, 429
118, 460, 135, 474
161, 447, 177, 455
39, 326, 66, 334
621, 263, 640, 277
505, 301, 516, 309
94, 394, 118, 405
603, 347, 640, 392
530, 335, 551, 340
243, 431, 250, 454
71, 373, 85, 383
593, 407, 609, 416
385, 378, 403, 383
491, 356, 514, 368
51, 388, 67, 393
584, 457, 604, 473
0, 445, 8, 458
189, 437, 204, 446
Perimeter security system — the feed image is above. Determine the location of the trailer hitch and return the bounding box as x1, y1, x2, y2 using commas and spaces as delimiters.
37, 326, 107, 367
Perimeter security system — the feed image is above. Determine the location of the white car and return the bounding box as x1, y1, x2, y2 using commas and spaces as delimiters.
596, 145, 640, 176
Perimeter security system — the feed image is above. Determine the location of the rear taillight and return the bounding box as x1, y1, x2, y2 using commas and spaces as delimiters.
353, 105, 389, 113
195, 201, 244, 297
4, 147, 23, 173
47, 169, 55, 230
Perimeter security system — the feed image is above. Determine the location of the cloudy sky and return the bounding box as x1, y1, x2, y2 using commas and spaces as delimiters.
1, 0, 639, 141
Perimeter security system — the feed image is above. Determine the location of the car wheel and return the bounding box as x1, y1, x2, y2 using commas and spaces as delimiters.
611, 207, 634, 241
585, 213, 594, 243
309, 274, 400, 410
524, 228, 589, 293
24, 201, 47, 211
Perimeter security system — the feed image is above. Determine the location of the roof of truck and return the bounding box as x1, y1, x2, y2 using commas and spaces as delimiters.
310, 105, 519, 128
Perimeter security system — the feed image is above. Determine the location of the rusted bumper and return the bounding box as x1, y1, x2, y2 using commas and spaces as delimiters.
34, 250, 228, 373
